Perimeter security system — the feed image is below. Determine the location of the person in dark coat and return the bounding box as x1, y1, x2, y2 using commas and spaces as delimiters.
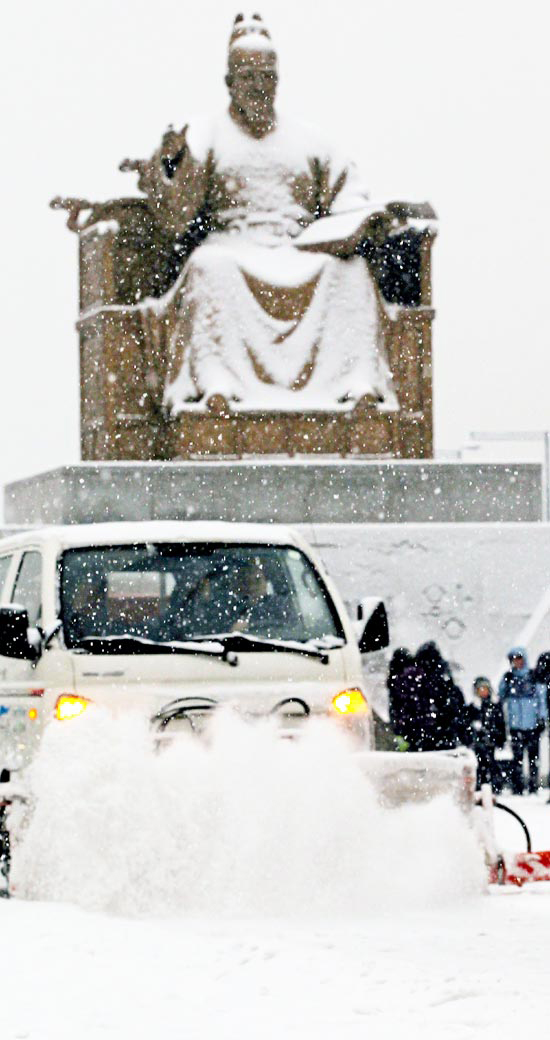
467, 676, 506, 791
498, 646, 547, 795
533, 652, 550, 801
533, 652, 550, 802
533, 652, 550, 712
388, 641, 468, 752
387, 648, 416, 750
412, 641, 469, 751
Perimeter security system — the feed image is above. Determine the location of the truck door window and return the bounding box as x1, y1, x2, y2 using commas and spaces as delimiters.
0, 555, 14, 603
12, 551, 43, 626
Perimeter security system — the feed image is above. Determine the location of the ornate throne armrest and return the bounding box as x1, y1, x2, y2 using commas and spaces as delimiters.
51, 195, 206, 311
358, 200, 437, 309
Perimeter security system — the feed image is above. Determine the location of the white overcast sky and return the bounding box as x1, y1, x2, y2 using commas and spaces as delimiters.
1, 0, 549, 493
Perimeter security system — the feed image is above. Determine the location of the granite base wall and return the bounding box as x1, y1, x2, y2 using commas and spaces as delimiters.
4, 460, 543, 526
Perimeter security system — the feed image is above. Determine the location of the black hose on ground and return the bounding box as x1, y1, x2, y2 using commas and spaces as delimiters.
494, 801, 532, 853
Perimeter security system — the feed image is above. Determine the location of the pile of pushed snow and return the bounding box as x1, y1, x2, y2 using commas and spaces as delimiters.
11, 710, 485, 916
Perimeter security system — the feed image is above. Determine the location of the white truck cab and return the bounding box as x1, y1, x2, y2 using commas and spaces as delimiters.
0, 522, 388, 770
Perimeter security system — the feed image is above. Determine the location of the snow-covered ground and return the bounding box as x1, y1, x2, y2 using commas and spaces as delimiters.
2, 877, 550, 1040
2, 715, 550, 1039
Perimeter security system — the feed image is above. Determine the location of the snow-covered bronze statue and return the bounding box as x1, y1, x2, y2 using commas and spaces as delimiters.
129, 13, 398, 412
53, 12, 436, 460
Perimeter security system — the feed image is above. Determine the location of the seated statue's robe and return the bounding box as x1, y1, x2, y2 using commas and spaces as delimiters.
147, 112, 397, 414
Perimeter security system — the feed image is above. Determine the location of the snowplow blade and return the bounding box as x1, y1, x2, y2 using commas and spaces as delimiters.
356, 747, 477, 810
489, 850, 550, 886
474, 787, 550, 886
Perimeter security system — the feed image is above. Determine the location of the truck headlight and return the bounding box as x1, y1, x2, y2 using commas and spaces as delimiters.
331, 689, 368, 715
55, 695, 91, 721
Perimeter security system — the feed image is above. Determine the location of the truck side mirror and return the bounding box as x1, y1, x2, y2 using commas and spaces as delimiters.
356, 598, 389, 653
0, 605, 40, 661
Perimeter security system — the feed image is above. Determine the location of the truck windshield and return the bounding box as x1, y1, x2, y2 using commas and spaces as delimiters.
59, 543, 344, 649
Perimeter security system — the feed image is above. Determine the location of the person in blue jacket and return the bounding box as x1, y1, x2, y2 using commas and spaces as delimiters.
499, 646, 548, 795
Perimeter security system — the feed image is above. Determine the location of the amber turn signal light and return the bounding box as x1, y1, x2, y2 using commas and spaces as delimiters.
331, 689, 368, 715
55, 695, 91, 722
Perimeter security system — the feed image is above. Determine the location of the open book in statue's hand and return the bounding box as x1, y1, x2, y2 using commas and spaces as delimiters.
295, 203, 395, 256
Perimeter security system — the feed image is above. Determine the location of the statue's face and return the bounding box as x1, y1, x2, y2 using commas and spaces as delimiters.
226, 48, 278, 132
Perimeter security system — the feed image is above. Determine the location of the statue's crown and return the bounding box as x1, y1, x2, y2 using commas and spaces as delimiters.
229, 12, 273, 52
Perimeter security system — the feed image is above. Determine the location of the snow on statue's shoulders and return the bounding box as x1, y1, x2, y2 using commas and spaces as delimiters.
208, 109, 335, 167
268, 111, 335, 161
182, 109, 339, 170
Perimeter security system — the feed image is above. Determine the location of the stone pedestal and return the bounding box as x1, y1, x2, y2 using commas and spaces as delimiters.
4, 460, 542, 527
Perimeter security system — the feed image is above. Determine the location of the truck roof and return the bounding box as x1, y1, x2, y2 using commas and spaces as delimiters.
0, 521, 303, 553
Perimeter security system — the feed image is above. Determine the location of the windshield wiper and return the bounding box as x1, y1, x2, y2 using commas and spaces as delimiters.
189, 632, 330, 664
71, 633, 332, 666
70, 634, 237, 664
